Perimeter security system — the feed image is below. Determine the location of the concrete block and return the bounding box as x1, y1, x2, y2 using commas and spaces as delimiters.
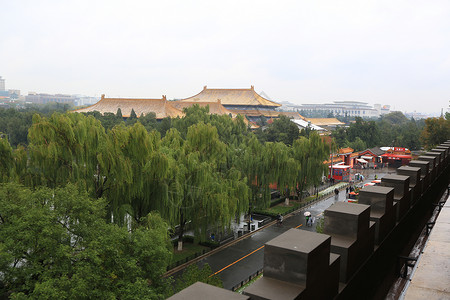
424, 151, 443, 176
397, 166, 422, 203
380, 174, 410, 199
369, 206, 396, 244
381, 174, 411, 220
323, 202, 371, 240
431, 148, 447, 164
408, 160, 430, 176
322, 203, 375, 282
425, 151, 442, 167
396, 166, 421, 186
409, 160, 430, 191
417, 156, 436, 183
358, 186, 394, 214
358, 186, 396, 244
263, 229, 330, 286
168, 282, 250, 300
436, 145, 449, 157
245, 229, 340, 300
243, 277, 304, 300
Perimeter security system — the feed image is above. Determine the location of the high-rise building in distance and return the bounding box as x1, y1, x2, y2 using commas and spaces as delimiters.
0, 76, 5, 91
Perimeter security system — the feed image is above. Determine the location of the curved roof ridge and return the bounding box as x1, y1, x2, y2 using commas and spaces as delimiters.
73, 94, 184, 119
181, 86, 281, 107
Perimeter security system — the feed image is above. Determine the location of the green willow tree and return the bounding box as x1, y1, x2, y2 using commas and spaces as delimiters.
165, 123, 248, 250
116, 123, 170, 224
292, 132, 329, 199
27, 112, 133, 218
264, 142, 299, 205
0, 134, 13, 182
235, 135, 272, 212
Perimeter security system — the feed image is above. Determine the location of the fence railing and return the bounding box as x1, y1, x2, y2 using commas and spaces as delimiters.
231, 268, 264, 291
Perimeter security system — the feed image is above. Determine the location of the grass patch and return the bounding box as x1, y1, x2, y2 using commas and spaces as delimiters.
172, 243, 210, 263
254, 201, 302, 216
235, 273, 263, 293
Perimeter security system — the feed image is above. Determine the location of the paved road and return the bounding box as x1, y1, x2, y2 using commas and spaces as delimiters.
180, 167, 395, 290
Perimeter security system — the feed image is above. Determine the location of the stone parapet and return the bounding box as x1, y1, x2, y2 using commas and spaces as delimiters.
323, 202, 374, 282
417, 155, 436, 183
359, 186, 396, 244
431, 148, 447, 168
425, 151, 443, 175
380, 174, 411, 221
168, 282, 250, 300
408, 160, 430, 193
244, 229, 340, 300
397, 166, 422, 204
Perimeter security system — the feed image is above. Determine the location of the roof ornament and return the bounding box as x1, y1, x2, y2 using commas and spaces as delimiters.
162, 95, 167, 101
251, 85, 254, 90
203, 85, 207, 90
101, 94, 105, 99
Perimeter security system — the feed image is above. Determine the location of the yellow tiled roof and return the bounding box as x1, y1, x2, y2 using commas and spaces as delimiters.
277, 111, 306, 120
232, 109, 289, 118
306, 118, 345, 126
180, 86, 281, 107
74, 95, 184, 119
170, 100, 235, 116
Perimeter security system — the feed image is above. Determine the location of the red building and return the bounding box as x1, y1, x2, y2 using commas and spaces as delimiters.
380, 147, 412, 167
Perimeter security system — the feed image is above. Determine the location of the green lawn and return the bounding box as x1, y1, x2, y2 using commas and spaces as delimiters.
253, 200, 303, 217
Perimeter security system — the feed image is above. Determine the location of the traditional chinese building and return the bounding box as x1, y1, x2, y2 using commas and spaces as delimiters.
179, 86, 282, 122
170, 99, 234, 116
380, 147, 412, 167
75, 94, 184, 119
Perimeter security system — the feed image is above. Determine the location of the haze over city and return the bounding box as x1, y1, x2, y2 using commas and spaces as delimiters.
1, 0, 450, 114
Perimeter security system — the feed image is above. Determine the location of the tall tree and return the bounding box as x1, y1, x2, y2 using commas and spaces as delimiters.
0, 133, 13, 182
27, 112, 133, 214
116, 107, 123, 118
256, 115, 300, 146
235, 135, 272, 212
0, 183, 172, 299
292, 132, 328, 199
263, 142, 298, 203
166, 123, 247, 250
420, 117, 450, 149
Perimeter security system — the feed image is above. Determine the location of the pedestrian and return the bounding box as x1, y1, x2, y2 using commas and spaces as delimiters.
305, 215, 310, 226
277, 214, 283, 226
346, 186, 349, 195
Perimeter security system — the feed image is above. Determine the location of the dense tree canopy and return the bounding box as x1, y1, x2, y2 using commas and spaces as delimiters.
331, 112, 426, 150
255, 115, 300, 146
0, 104, 439, 298
421, 116, 450, 149
0, 183, 172, 299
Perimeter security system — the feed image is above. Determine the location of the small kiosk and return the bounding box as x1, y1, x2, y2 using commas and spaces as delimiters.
329, 163, 351, 182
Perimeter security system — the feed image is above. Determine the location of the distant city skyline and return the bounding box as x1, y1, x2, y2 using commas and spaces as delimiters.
2, 1, 449, 115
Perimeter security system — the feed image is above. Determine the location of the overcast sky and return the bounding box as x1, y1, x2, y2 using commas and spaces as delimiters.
2, 0, 449, 114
